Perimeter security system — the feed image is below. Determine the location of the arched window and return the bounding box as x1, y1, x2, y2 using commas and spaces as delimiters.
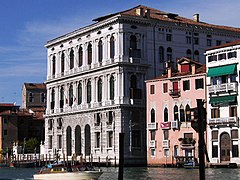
164, 107, 168, 122
48, 119, 53, 130
75, 125, 81, 156
85, 124, 91, 155
151, 109, 155, 123
110, 76, 114, 100
69, 84, 73, 106
180, 104, 185, 122
51, 89, 55, 110
159, 46, 164, 62
87, 43, 92, 65
130, 75, 137, 88
60, 86, 64, 109
186, 49, 192, 58
130, 35, 137, 49
194, 50, 200, 61
70, 49, 74, 69
61, 52, 65, 74
167, 47, 172, 61
52, 55, 56, 76
29, 92, 34, 103
66, 126, 72, 156
97, 78, 102, 102
185, 104, 191, 122
98, 40, 103, 63
110, 36, 115, 59
78, 82, 82, 105
78, 46, 83, 67
87, 80, 91, 103
174, 105, 179, 121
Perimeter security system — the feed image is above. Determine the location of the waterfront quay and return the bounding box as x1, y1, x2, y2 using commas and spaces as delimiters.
0, 167, 240, 180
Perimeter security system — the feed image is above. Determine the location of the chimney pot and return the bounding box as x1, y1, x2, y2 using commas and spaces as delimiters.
193, 14, 199, 22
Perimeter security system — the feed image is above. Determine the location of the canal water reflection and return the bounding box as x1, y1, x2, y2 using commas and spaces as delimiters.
0, 167, 240, 179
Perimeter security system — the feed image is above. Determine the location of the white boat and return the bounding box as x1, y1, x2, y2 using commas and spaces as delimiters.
33, 163, 103, 180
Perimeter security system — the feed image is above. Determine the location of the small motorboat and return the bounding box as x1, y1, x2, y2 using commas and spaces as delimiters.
33, 162, 103, 180
183, 159, 199, 169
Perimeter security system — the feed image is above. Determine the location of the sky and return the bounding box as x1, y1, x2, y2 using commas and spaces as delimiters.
0, 0, 240, 106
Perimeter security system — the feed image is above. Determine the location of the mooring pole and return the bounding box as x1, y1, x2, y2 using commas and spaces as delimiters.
118, 133, 124, 180
197, 99, 205, 180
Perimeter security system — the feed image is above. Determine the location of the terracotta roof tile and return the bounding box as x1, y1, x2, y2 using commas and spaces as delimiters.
24, 83, 46, 90
94, 5, 240, 33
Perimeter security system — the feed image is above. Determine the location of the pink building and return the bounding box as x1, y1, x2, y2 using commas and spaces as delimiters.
146, 57, 206, 166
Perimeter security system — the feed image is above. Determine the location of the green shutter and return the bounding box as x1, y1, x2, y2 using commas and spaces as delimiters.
209, 95, 236, 104
207, 64, 236, 77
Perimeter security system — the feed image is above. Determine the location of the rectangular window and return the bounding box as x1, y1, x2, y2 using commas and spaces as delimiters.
232, 142, 239, 157
166, 34, 172, 41
231, 129, 238, 139
150, 131, 156, 140
4, 130, 7, 136
95, 113, 101, 126
3, 117, 7, 124
228, 51, 237, 59
108, 131, 113, 148
183, 80, 190, 91
207, 39, 212, 46
195, 78, 204, 89
163, 130, 169, 140
132, 130, 141, 147
108, 111, 113, 124
150, 85, 155, 94
48, 135, 52, 149
57, 135, 62, 149
95, 132, 100, 148
163, 83, 168, 93
221, 75, 227, 84
230, 106, 237, 117
186, 36, 191, 44
218, 53, 226, 60
211, 108, 220, 118
194, 37, 199, 45
184, 133, 193, 139
212, 131, 218, 140
150, 148, 156, 157
216, 40, 221, 46
212, 143, 218, 158
230, 74, 236, 82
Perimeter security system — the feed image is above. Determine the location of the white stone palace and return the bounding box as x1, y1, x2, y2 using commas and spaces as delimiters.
43, 5, 240, 165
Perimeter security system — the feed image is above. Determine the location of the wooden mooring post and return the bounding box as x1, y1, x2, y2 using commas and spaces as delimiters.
118, 133, 124, 180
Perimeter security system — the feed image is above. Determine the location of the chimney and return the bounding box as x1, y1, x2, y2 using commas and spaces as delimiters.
145, 9, 151, 18
191, 64, 196, 75
193, 13, 199, 22
167, 67, 172, 78
136, 8, 144, 17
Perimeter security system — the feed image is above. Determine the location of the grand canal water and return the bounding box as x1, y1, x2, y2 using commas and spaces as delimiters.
0, 167, 240, 180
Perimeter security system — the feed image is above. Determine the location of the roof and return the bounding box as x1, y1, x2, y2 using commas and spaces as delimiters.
148, 58, 206, 81
0, 103, 15, 107
94, 5, 240, 33
24, 83, 46, 90
207, 39, 240, 51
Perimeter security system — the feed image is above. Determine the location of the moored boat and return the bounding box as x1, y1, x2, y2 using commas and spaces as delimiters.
33, 162, 103, 180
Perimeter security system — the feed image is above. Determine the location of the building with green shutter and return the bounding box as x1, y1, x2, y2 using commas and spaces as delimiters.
206, 40, 240, 166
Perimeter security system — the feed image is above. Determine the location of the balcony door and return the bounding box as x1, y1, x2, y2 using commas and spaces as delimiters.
173, 82, 178, 93
220, 132, 231, 162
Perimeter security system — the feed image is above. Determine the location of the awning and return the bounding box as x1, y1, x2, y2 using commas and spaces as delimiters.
209, 95, 236, 104
207, 64, 236, 77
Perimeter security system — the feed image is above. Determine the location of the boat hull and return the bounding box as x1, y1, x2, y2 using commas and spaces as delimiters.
33, 171, 103, 180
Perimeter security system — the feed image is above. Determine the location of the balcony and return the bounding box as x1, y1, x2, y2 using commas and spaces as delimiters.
149, 140, 156, 148
208, 82, 238, 94
148, 122, 157, 130
162, 140, 170, 148
208, 116, 238, 126
129, 48, 141, 63
169, 89, 181, 98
